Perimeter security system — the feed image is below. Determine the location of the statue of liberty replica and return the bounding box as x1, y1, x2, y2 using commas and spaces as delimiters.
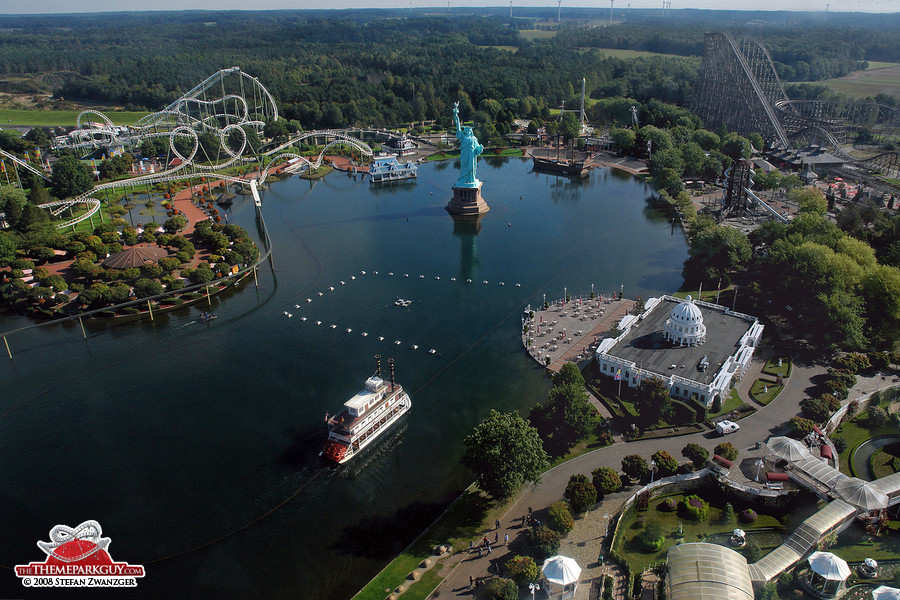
447, 101, 490, 217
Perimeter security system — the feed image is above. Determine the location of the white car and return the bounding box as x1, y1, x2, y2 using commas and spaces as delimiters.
716, 420, 740, 436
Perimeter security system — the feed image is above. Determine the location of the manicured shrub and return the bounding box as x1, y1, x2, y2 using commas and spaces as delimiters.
547, 501, 575, 535
831, 437, 847, 454
681, 443, 709, 469
485, 578, 518, 600
651, 450, 678, 477
564, 474, 597, 514
714, 442, 738, 462
658, 498, 677, 512
801, 397, 832, 423
527, 525, 560, 560
679, 495, 709, 521
505, 555, 539, 585
639, 521, 664, 552
869, 407, 889, 427
739, 509, 757, 523
592, 467, 622, 496
622, 455, 649, 481
789, 417, 816, 438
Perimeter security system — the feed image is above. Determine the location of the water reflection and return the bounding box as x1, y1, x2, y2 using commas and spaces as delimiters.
453, 216, 482, 287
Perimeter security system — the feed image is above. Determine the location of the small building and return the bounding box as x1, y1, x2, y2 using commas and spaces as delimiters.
595, 295, 763, 407
382, 133, 417, 156
805, 551, 850, 598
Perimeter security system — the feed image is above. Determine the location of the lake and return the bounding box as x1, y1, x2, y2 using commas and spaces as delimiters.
0, 157, 688, 599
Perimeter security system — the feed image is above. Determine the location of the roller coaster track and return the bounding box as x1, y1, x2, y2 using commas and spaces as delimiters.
38, 82, 372, 229
0, 148, 51, 182
694, 32, 900, 178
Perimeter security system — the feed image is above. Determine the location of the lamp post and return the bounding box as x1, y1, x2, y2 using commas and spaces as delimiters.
650, 459, 657, 483
529, 582, 541, 599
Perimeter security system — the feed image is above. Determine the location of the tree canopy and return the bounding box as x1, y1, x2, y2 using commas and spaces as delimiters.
461, 409, 549, 500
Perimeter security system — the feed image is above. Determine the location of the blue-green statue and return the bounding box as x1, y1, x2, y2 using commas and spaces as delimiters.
453, 101, 483, 188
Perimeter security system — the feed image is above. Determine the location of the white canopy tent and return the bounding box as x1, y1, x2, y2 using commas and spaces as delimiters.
542, 555, 581, 599
806, 551, 851, 598
765, 436, 810, 462
872, 586, 900, 600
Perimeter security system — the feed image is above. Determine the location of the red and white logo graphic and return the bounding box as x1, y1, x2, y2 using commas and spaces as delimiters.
15, 520, 145, 588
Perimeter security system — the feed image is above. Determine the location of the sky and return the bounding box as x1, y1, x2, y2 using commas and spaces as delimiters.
2, 0, 897, 14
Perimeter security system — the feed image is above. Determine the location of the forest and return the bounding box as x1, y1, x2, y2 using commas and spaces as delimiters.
0, 9, 897, 131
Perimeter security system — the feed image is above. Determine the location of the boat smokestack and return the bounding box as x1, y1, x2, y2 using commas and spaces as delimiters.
389, 358, 395, 391
375, 354, 381, 377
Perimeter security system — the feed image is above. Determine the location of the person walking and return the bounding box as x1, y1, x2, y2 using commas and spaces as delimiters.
469, 575, 474, 589
504, 533, 509, 546
495, 519, 500, 530
494, 532, 499, 544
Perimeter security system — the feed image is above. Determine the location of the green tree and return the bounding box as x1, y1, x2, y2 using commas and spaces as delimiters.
546, 501, 575, 535
622, 454, 649, 481
713, 442, 738, 462
505, 555, 539, 585
681, 443, 709, 468
50, 155, 93, 199
592, 466, 622, 496
651, 450, 678, 477
789, 416, 816, 437
654, 167, 684, 196
564, 473, 597, 513
461, 410, 549, 500
634, 377, 673, 423
789, 187, 827, 216
484, 578, 518, 600
682, 224, 751, 287
527, 525, 561, 560
691, 129, 720, 151
639, 521, 664, 552
611, 127, 636, 153
721, 133, 751, 160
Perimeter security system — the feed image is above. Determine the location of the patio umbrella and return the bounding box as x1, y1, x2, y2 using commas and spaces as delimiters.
765, 436, 810, 462
542, 555, 581, 586
865, 558, 878, 569
834, 477, 889, 511
102, 245, 169, 269
807, 552, 851, 581
733, 529, 745, 538
872, 587, 900, 600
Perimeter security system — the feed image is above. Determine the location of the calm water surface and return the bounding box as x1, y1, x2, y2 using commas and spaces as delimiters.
0, 158, 687, 599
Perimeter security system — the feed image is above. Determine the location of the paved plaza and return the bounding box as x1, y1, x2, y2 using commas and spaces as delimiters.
525, 297, 633, 373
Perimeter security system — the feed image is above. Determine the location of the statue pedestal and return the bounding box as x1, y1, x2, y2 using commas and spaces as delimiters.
447, 182, 490, 218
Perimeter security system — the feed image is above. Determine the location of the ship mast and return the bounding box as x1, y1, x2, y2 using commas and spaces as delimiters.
375, 354, 382, 378
389, 358, 396, 391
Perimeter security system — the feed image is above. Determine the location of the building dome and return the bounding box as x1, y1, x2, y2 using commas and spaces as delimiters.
664, 295, 707, 346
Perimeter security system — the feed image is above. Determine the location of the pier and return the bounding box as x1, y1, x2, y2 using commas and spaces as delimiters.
523, 295, 634, 372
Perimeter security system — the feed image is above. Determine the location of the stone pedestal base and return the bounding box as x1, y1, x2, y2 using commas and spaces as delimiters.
447, 182, 489, 218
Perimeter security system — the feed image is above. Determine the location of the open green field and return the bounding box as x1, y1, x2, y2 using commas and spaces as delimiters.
519, 29, 557, 41
589, 48, 680, 59
803, 63, 900, 100
0, 109, 151, 127
479, 45, 518, 52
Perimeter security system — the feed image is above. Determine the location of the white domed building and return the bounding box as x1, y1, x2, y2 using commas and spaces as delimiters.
663, 296, 707, 347
594, 295, 763, 408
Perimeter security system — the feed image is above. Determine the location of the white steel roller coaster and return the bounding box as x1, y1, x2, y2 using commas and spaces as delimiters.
34, 68, 372, 229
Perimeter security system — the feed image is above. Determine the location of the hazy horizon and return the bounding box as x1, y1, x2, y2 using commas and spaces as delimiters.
1, 1, 897, 15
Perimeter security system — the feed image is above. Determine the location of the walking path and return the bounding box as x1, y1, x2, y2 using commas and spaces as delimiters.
426, 357, 828, 600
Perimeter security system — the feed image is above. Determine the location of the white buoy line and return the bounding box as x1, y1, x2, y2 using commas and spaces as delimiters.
282, 268, 526, 354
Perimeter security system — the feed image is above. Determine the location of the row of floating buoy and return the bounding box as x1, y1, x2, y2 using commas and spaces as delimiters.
302, 269, 523, 304
281, 310, 438, 354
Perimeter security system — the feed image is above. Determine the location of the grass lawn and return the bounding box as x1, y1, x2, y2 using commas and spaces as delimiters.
486, 148, 525, 157
750, 379, 783, 406
829, 519, 900, 562
425, 151, 459, 162
0, 108, 150, 127
833, 407, 900, 476
869, 443, 900, 480
299, 165, 333, 180
866, 61, 900, 71
708, 388, 745, 419
802, 64, 900, 100
478, 45, 518, 52
547, 430, 613, 469
351, 488, 495, 600
672, 287, 733, 304
519, 29, 556, 41
590, 48, 680, 59
614, 491, 783, 574
761, 357, 792, 379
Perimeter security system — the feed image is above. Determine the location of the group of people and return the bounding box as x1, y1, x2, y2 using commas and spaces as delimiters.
465, 519, 511, 589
